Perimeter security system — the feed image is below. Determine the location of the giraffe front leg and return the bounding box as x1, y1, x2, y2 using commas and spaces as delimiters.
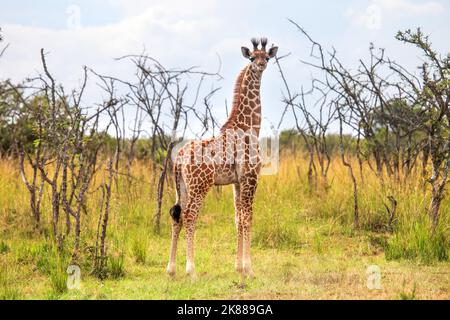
241, 205, 254, 278
233, 183, 244, 273
235, 221, 244, 273
239, 178, 257, 278
182, 177, 211, 278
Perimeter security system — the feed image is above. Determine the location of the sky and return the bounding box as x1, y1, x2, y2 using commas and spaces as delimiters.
0, 0, 449, 136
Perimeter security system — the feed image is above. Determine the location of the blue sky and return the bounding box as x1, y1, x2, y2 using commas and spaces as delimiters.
1, 0, 449, 135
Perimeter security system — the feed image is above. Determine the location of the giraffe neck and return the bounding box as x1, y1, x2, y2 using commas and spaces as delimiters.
221, 65, 262, 135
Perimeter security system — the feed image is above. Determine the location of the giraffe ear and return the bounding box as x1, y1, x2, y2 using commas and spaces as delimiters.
268, 46, 278, 58
241, 47, 251, 59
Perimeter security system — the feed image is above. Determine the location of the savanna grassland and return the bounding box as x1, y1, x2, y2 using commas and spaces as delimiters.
0, 153, 449, 300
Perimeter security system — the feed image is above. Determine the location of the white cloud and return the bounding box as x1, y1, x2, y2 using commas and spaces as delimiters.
345, 0, 445, 31
0, 2, 222, 88
376, 0, 444, 15
0, 1, 229, 135
345, 4, 382, 31
106, 0, 217, 18
1, 0, 448, 134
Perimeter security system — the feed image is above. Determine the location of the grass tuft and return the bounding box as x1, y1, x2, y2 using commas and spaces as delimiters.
385, 221, 448, 264
49, 266, 68, 295
108, 253, 125, 279
254, 218, 300, 250
131, 237, 148, 264
0, 241, 9, 254
0, 267, 21, 300
399, 281, 417, 300
0, 287, 21, 300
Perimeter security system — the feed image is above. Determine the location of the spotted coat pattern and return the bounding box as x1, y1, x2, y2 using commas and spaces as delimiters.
167, 39, 278, 277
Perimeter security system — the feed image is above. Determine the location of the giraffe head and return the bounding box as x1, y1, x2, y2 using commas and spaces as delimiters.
241, 37, 278, 73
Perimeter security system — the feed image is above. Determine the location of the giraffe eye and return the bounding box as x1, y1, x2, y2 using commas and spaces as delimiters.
250, 57, 255, 62
265, 57, 270, 61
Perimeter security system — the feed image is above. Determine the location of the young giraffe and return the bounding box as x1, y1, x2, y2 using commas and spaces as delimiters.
167, 38, 278, 277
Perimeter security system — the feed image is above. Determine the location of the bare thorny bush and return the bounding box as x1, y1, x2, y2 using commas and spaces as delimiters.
277, 21, 449, 232
276, 53, 335, 191
8, 49, 123, 269
2, 35, 221, 275
92, 54, 221, 233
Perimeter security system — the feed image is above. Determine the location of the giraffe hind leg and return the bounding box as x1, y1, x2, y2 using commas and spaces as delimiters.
184, 185, 211, 277
167, 204, 182, 276
167, 174, 187, 276
167, 202, 182, 276
184, 197, 201, 277
167, 218, 181, 276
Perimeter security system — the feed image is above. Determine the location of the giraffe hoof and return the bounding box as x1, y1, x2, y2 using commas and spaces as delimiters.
186, 270, 197, 280
188, 273, 197, 280
166, 264, 176, 277
167, 270, 176, 277
186, 263, 196, 278
242, 267, 255, 279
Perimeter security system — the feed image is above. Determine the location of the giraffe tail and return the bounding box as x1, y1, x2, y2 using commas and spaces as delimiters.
169, 163, 182, 223
169, 204, 181, 224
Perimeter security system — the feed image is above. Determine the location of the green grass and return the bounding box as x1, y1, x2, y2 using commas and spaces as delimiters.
0, 241, 9, 254
0, 261, 21, 300
253, 217, 300, 250
108, 252, 126, 279
49, 266, 68, 295
385, 220, 448, 263
399, 281, 417, 300
131, 237, 148, 264
0, 157, 449, 299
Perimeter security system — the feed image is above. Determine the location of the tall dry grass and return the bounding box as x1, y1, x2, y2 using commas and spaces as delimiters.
0, 153, 448, 298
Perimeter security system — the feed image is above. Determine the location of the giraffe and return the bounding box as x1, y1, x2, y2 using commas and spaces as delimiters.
167, 38, 278, 277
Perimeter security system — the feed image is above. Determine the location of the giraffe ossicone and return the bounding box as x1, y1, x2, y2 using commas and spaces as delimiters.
167, 38, 279, 278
